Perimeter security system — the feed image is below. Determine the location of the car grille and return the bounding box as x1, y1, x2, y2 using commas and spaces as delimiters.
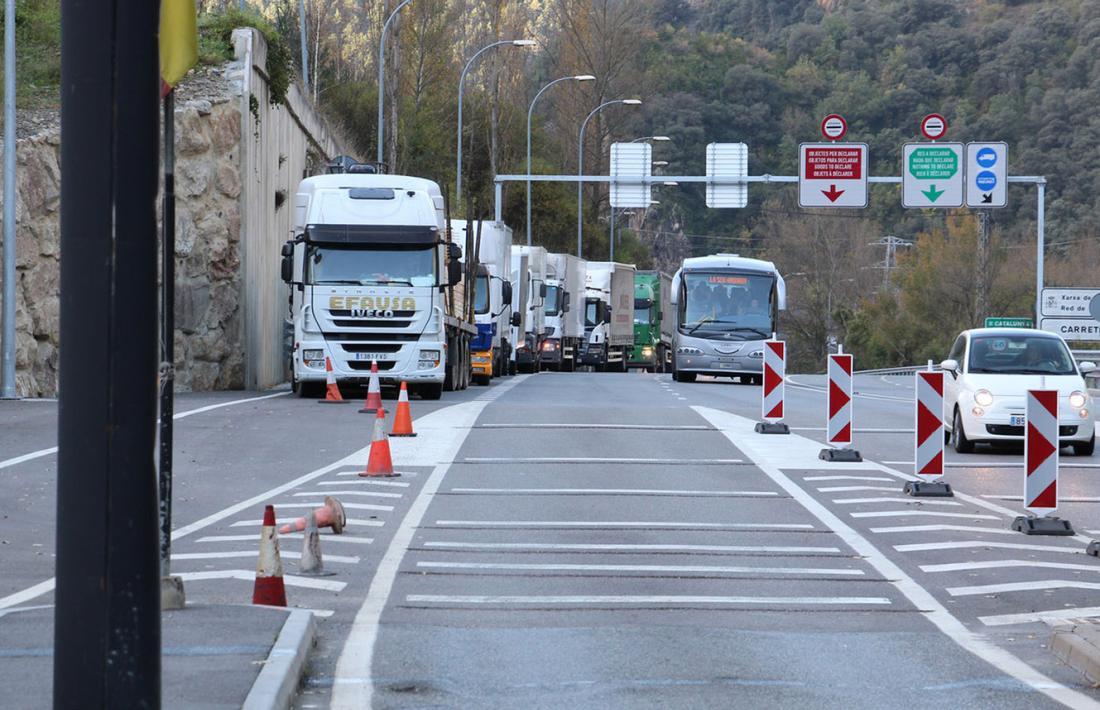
985, 424, 1078, 436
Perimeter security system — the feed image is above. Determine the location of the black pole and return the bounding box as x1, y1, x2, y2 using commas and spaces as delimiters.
55, 0, 162, 706
159, 91, 176, 579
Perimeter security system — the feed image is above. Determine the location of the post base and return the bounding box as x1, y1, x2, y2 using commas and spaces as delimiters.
161, 575, 186, 610
1011, 515, 1075, 536
819, 447, 863, 462
755, 422, 790, 435
1088, 540, 1100, 557
903, 481, 954, 497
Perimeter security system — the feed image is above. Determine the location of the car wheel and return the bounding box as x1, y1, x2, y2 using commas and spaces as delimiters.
674, 371, 696, 383
1073, 434, 1096, 457
952, 408, 975, 454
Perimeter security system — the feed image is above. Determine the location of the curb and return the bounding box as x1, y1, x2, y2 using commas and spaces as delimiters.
1050, 624, 1100, 686
242, 609, 316, 710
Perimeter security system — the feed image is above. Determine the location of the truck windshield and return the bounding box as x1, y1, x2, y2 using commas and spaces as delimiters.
634, 298, 652, 325
680, 272, 774, 340
544, 285, 561, 316
474, 275, 490, 315
968, 335, 1077, 375
307, 245, 435, 287
585, 298, 602, 327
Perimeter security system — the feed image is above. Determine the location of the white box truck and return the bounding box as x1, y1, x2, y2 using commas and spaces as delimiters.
451, 219, 516, 385
508, 251, 530, 376
511, 246, 549, 373
541, 253, 586, 371
280, 165, 476, 400
580, 261, 636, 372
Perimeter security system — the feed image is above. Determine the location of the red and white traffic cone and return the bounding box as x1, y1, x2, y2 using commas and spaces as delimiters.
359, 360, 385, 413
1012, 389, 1073, 535
361, 407, 399, 477
252, 505, 287, 607
318, 357, 346, 404
389, 382, 417, 437
278, 495, 347, 535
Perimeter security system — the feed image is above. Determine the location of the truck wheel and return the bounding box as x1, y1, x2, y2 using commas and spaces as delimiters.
674, 370, 696, 383
417, 383, 443, 400
295, 381, 324, 399
474, 374, 491, 386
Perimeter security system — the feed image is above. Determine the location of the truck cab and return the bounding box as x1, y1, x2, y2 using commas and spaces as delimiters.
630, 270, 672, 372
580, 261, 636, 372
541, 253, 585, 372
511, 246, 548, 373
451, 220, 515, 385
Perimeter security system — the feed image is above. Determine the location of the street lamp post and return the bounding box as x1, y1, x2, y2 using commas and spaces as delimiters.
1, 0, 15, 399
610, 136, 668, 261
455, 39, 535, 207
377, 0, 412, 166
577, 99, 641, 259
526, 74, 594, 246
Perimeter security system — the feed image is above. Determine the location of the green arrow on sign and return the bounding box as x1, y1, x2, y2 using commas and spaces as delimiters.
922, 185, 944, 202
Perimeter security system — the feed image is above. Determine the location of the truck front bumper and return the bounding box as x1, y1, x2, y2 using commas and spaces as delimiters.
471, 350, 493, 376
295, 337, 446, 385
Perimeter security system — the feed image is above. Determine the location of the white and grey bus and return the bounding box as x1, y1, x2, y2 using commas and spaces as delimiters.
669, 254, 786, 383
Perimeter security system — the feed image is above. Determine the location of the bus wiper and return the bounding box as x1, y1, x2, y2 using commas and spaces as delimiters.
726, 326, 771, 338
686, 316, 715, 336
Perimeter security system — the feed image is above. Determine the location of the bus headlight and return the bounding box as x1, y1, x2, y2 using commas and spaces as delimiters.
748, 350, 764, 359
677, 346, 703, 355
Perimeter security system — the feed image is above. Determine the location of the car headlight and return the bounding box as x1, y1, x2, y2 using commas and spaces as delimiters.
677, 346, 703, 355
1069, 391, 1087, 409
974, 389, 994, 407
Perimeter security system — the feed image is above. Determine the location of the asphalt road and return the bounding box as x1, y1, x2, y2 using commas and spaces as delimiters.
3, 371, 1100, 709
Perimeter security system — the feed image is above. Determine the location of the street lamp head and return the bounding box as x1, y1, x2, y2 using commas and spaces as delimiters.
573, 74, 596, 81
622, 99, 642, 105
652, 160, 669, 167
512, 39, 537, 47
652, 135, 671, 141
663, 181, 678, 186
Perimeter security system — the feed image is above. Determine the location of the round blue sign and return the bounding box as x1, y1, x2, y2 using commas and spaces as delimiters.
976, 147, 997, 168
975, 170, 997, 191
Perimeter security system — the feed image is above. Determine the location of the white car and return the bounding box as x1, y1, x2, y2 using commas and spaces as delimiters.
941, 328, 1096, 456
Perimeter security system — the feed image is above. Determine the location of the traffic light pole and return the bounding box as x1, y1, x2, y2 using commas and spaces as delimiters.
55, 0, 162, 706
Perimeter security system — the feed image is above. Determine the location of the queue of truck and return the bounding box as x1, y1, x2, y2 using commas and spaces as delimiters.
280, 159, 786, 398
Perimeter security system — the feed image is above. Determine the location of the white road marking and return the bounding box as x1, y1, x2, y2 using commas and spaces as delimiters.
331, 378, 529, 709
336, 470, 417, 477
922, 560, 1100, 574
420, 542, 843, 554
791, 427, 913, 433
888, 461, 1100, 469
803, 475, 894, 482
832, 497, 961, 507
319, 478, 410, 488
0, 579, 56, 611
432, 520, 814, 530
176, 570, 346, 591
0, 604, 55, 618
405, 594, 891, 606
693, 404, 1097, 708
948, 580, 1100, 597
445, 487, 779, 497
460, 457, 745, 465
230, 518, 384, 528
849, 510, 999, 521
895, 541, 1085, 554
272, 502, 395, 512
197, 534, 375, 545
982, 495, 1100, 503
869, 524, 1018, 536
293, 490, 403, 499
980, 607, 1100, 627
0, 391, 290, 471
414, 561, 866, 576
172, 550, 361, 564
475, 423, 712, 430
816, 485, 898, 493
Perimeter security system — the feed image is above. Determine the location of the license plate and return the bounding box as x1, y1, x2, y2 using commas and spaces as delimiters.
715, 362, 734, 368
352, 353, 394, 361
1010, 415, 1025, 427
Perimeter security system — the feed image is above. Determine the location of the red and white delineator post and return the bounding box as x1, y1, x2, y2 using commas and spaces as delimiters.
903, 369, 953, 497
1013, 389, 1074, 535
819, 349, 861, 462
755, 340, 790, 434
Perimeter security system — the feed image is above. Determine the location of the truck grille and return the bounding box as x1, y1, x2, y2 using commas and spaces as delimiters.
342, 344, 403, 354
348, 360, 397, 371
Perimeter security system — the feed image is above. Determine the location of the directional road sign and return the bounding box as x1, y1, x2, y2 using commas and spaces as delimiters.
965, 142, 1007, 208
902, 143, 963, 208
706, 143, 748, 208
609, 142, 652, 208
1041, 287, 1100, 317
984, 317, 1033, 328
799, 143, 868, 208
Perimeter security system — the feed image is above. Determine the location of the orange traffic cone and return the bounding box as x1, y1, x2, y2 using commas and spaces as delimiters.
318, 357, 346, 404
278, 495, 347, 535
359, 360, 385, 413
361, 408, 399, 477
389, 382, 417, 437
252, 505, 287, 607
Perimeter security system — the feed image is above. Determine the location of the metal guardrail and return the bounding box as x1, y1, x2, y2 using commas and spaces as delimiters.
856, 365, 939, 376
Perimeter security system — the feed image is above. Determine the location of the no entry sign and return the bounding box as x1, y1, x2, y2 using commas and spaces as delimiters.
799, 144, 868, 208
920, 113, 948, 140
820, 114, 848, 141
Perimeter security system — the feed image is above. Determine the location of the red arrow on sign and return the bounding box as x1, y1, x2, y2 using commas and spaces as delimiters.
822, 184, 845, 202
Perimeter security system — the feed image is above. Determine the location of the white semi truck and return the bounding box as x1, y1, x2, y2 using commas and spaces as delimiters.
541, 253, 586, 371
511, 245, 548, 373
280, 165, 476, 400
580, 261, 636, 372
451, 219, 515, 385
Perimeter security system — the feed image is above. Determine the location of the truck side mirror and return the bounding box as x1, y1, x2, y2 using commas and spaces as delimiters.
447, 242, 462, 260
540, 283, 548, 299
656, 312, 663, 322
563, 292, 571, 312
502, 281, 513, 304
511, 313, 522, 327
280, 255, 293, 284
447, 259, 462, 287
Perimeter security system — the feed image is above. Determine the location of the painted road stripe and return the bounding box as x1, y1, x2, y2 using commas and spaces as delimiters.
980, 607, 1100, 627
420, 542, 843, 554
849, 510, 999, 520
176, 570, 346, 592
791, 428, 914, 433
948, 580, 1100, 597
869, 524, 1018, 536
885, 461, 1100, 469
414, 561, 866, 576
230, 518, 384, 528
0, 580, 55, 612
337, 470, 418, 477
459, 457, 745, 465
803, 475, 894, 482
172, 550, 361, 564
0, 391, 290, 471
982, 495, 1100, 503
693, 404, 1096, 708
319, 479, 410, 488
293, 490, 403, 499
816, 486, 898, 493
197, 534, 375, 545
444, 488, 779, 497
474, 423, 713, 431
922, 560, 1100, 574
432, 521, 815, 530
273, 501, 395, 512
832, 497, 961, 507
405, 594, 891, 606
895, 541, 1085, 554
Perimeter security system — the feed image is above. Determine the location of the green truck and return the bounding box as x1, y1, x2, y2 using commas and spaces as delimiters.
630, 271, 673, 372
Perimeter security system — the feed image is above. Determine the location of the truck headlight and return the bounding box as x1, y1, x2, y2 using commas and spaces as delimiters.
1069, 391, 1087, 409
642, 346, 653, 358
974, 389, 994, 407
419, 349, 441, 363
677, 346, 702, 355
302, 349, 324, 361
541, 340, 557, 351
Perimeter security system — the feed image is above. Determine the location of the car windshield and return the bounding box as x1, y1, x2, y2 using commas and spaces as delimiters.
680, 272, 774, 340
474, 275, 490, 315
307, 245, 435, 287
544, 285, 561, 316
968, 335, 1077, 375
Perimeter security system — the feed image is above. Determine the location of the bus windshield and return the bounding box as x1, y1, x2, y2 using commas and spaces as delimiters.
679, 272, 775, 340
